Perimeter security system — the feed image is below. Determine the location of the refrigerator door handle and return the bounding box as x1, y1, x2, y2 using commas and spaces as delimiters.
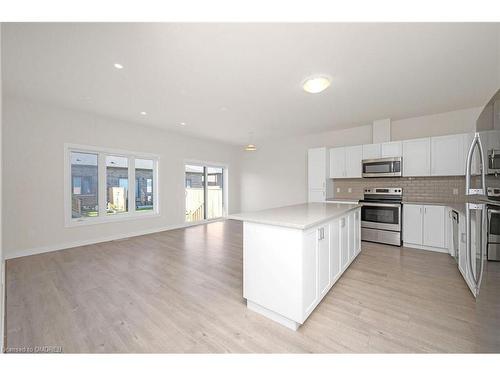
465, 132, 486, 196
466, 202, 486, 298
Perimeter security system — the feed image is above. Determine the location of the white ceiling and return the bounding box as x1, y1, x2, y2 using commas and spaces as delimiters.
2, 23, 499, 145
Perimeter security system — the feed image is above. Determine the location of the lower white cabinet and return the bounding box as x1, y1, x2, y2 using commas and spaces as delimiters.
403, 204, 447, 251
305, 208, 361, 317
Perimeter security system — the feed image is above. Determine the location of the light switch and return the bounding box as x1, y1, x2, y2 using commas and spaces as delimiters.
336, 187, 340, 193
348, 188, 352, 193
453, 188, 458, 195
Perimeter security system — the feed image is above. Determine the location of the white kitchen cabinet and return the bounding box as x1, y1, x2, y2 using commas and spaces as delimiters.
348, 211, 356, 260
345, 145, 363, 178
308, 147, 328, 189
402, 138, 431, 176
431, 134, 466, 176
317, 225, 331, 296
329, 218, 342, 282
381, 141, 402, 158
403, 204, 447, 251
340, 216, 349, 269
329, 147, 345, 178
422, 205, 446, 248
329, 145, 362, 178
308, 189, 326, 202
362, 143, 381, 160
403, 204, 423, 245
308, 147, 332, 202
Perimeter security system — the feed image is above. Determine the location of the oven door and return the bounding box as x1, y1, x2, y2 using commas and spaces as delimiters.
361, 202, 401, 231
362, 157, 402, 178
488, 209, 500, 243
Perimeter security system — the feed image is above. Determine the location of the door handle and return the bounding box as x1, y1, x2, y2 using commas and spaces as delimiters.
466, 133, 486, 195
318, 227, 325, 240
465, 203, 486, 297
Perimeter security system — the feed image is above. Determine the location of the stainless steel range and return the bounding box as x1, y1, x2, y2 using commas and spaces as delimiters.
360, 187, 402, 246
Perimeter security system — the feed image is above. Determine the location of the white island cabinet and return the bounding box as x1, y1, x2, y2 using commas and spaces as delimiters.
230, 203, 361, 330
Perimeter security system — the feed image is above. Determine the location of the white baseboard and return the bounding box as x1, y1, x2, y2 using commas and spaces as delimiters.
403, 242, 450, 254
5, 218, 225, 260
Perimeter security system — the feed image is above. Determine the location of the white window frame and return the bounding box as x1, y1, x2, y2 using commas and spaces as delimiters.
64, 143, 160, 227
184, 159, 229, 223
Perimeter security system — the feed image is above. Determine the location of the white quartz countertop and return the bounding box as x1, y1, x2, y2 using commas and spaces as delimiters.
229, 202, 361, 230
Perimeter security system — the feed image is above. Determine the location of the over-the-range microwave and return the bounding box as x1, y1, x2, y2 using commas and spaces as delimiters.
362, 157, 402, 178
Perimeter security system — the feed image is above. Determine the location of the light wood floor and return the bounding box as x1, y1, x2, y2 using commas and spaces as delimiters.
5, 220, 500, 353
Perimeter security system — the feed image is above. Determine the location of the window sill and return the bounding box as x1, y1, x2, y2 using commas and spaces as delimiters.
66, 210, 160, 228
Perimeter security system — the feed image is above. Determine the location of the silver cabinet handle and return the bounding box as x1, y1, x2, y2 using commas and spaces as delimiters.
317, 227, 325, 240
424, 207, 427, 214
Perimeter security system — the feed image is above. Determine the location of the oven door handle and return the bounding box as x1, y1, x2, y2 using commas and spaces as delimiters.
361, 202, 401, 208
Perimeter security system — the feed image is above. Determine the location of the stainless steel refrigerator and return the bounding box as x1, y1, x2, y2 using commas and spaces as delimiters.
463, 88, 500, 351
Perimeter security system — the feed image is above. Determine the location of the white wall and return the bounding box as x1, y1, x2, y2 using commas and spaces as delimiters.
240, 125, 373, 211
2, 96, 241, 259
240, 107, 481, 212
391, 107, 482, 140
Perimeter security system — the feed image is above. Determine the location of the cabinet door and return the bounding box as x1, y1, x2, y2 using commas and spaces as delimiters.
329, 147, 346, 178
431, 134, 465, 176
354, 209, 361, 255
362, 144, 381, 160
303, 230, 319, 314
329, 219, 342, 281
348, 212, 355, 260
308, 189, 325, 203
308, 148, 327, 189
402, 138, 431, 176
403, 204, 423, 245
381, 141, 402, 158
423, 205, 446, 248
345, 145, 362, 178
318, 226, 331, 295
340, 216, 349, 269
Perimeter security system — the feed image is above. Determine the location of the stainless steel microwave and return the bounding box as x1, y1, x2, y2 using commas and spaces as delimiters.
362, 157, 402, 178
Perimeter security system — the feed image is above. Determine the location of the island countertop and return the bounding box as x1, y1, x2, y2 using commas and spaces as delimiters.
229, 202, 361, 230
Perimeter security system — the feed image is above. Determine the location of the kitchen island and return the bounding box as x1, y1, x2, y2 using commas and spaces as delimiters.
230, 202, 362, 330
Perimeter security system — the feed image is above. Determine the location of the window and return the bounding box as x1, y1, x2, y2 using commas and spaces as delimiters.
135, 159, 154, 212
66, 145, 158, 225
71, 152, 98, 218
185, 163, 225, 222
106, 155, 128, 215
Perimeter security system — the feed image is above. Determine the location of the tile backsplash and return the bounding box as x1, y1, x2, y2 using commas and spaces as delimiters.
332, 176, 466, 203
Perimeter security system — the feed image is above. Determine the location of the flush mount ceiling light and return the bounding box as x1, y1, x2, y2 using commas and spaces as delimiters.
179, 122, 186, 126
113, 63, 124, 69
140, 111, 147, 116
244, 132, 257, 151
302, 75, 331, 94
244, 144, 257, 152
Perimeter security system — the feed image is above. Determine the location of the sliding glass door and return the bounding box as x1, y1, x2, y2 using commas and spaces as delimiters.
185, 164, 224, 222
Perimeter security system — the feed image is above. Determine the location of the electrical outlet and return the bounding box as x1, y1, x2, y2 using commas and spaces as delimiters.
453, 188, 458, 195
348, 188, 352, 193
336, 187, 340, 193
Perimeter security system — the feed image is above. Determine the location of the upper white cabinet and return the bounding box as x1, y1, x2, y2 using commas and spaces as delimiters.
329, 145, 362, 178
431, 134, 466, 176
362, 143, 381, 160
402, 138, 431, 176
345, 146, 363, 178
381, 141, 402, 158
329, 147, 346, 178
